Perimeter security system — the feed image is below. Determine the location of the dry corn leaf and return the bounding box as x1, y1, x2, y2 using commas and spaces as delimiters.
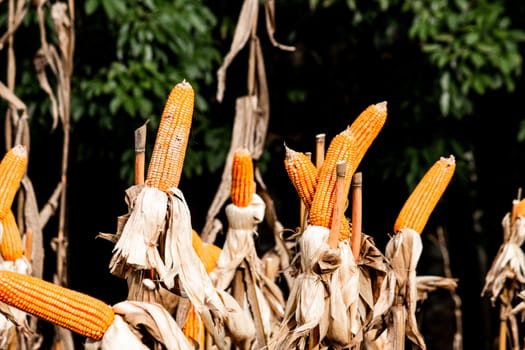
84, 315, 148, 350
482, 213, 525, 305
416, 275, 458, 302
272, 226, 336, 349
384, 228, 426, 350
325, 241, 361, 348
110, 301, 193, 350
109, 187, 170, 282
210, 194, 265, 290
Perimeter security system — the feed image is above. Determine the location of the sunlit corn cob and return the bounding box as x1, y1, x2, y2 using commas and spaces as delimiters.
348, 101, 387, 169
0, 270, 115, 340
284, 145, 318, 208
146, 80, 194, 191
284, 145, 351, 240
0, 145, 28, 220
309, 129, 356, 229
393, 155, 456, 234
230, 147, 255, 208
0, 210, 23, 261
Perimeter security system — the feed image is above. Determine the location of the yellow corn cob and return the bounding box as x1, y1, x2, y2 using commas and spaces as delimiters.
393, 155, 456, 234
516, 197, 525, 219
146, 80, 194, 191
230, 147, 255, 208
284, 145, 351, 240
0, 145, 28, 220
191, 229, 222, 273
0, 270, 115, 340
284, 145, 318, 209
0, 210, 23, 261
309, 129, 356, 229
348, 101, 388, 169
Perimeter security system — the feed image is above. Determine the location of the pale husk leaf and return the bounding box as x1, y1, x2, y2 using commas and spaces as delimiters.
84, 315, 149, 350
384, 228, 426, 350
111, 301, 193, 350
163, 189, 227, 317
271, 226, 335, 349
481, 213, 525, 305
325, 240, 361, 348
210, 194, 265, 290
109, 186, 168, 279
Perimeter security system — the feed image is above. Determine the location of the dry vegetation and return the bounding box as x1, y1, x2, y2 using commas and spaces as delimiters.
1, 1, 524, 350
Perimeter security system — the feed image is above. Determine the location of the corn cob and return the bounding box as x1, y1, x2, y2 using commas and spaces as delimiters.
393, 155, 456, 234
191, 229, 222, 273
0, 270, 115, 340
284, 145, 318, 209
348, 101, 388, 170
284, 145, 351, 240
309, 129, 356, 229
230, 147, 255, 208
0, 210, 23, 261
0, 145, 28, 220
516, 197, 525, 219
146, 80, 194, 191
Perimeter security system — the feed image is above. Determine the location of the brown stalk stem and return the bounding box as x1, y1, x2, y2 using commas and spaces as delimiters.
134, 120, 148, 185
351, 172, 362, 263
393, 300, 406, 350
315, 133, 325, 169
329, 161, 346, 248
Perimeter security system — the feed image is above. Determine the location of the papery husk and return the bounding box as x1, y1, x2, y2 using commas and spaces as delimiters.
84, 315, 149, 350
358, 233, 395, 344
384, 228, 426, 350
416, 275, 458, 302
103, 301, 193, 350
271, 226, 339, 349
482, 213, 525, 305
325, 240, 361, 348
216, 288, 256, 349
210, 194, 265, 290
162, 188, 228, 317
109, 186, 171, 284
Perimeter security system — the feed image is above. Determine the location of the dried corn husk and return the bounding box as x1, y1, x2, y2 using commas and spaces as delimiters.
85, 301, 193, 350
109, 186, 171, 284
482, 213, 525, 305
325, 240, 361, 348
271, 225, 340, 349
210, 193, 266, 290
210, 192, 284, 347
383, 227, 426, 350
416, 275, 458, 302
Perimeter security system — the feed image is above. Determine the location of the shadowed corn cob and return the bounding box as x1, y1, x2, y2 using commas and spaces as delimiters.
0, 270, 115, 340
146, 80, 194, 191
185, 230, 223, 347
393, 155, 456, 234
0, 145, 28, 220
348, 101, 387, 169
516, 197, 525, 219
309, 129, 356, 230
230, 147, 255, 207
0, 210, 23, 261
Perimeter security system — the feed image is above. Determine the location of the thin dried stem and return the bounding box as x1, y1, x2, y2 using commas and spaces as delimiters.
329, 161, 346, 248
351, 172, 362, 262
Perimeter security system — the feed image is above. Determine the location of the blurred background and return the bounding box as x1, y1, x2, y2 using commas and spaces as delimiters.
1, 0, 525, 349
